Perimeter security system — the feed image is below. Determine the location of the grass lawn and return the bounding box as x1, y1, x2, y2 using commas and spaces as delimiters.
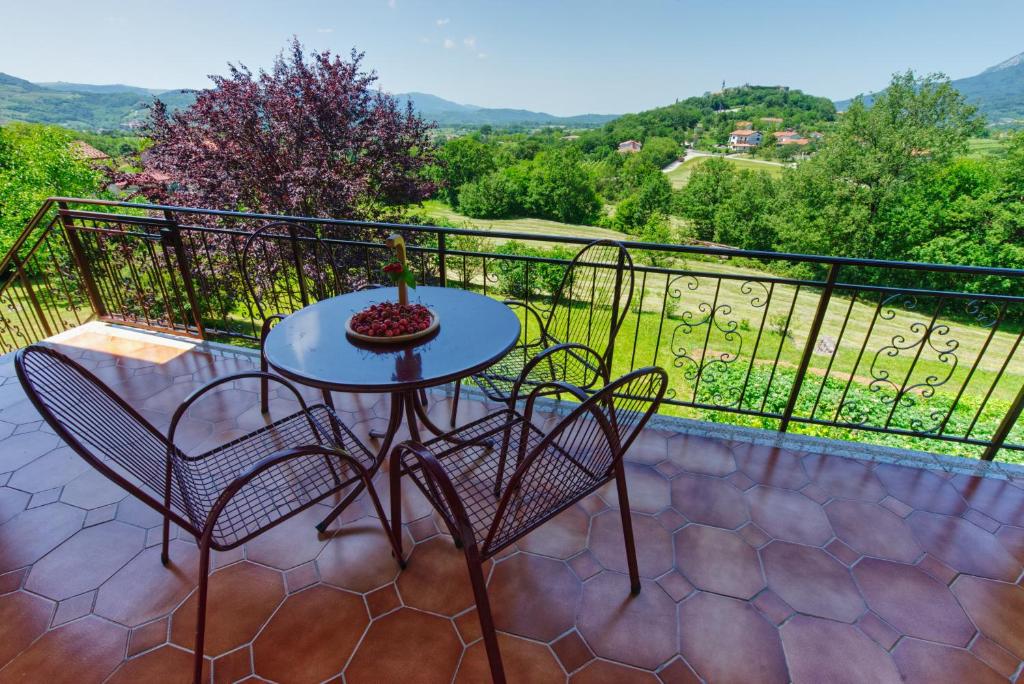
665, 155, 786, 189
415, 200, 627, 242
967, 137, 1009, 159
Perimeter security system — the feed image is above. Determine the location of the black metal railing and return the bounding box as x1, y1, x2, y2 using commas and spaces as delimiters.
3, 197, 1022, 462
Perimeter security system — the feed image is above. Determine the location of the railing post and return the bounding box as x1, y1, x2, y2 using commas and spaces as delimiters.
779, 263, 839, 432
982, 383, 1024, 461
58, 202, 106, 319
162, 211, 206, 339
14, 259, 53, 338
437, 232, 448, 287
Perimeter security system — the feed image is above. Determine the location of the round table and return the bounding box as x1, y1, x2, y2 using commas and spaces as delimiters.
263, 286, 521, 531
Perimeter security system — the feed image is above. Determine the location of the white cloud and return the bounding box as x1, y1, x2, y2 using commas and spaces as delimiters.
463, 36, 476, 49
443, 38, 456, 49
316, 28, 334, 33
435, 18, 450, 26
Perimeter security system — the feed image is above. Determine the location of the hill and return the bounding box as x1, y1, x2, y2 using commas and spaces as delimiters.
0, 73, 196, 130
394, 91, 617, 127
835, 50, 1024, 124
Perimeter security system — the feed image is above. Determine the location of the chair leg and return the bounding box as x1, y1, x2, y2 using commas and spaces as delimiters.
418, 388, 429, 407
192, 538, 213, 684
450, 378, 462, 427
321, 388, 336, 410
612, 461, 642, 595
161, 515, 171, 566
259, 351, 270, 414
389, 453, 405, 563
465, 547, 506, 684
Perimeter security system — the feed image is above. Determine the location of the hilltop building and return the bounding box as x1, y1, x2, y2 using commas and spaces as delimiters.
617, 140, 642, 153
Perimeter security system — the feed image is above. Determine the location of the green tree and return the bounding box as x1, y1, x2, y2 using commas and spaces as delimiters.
457, 163, 530, 218
614, 172, 673, 234
676, 157, 736, 240
714, 170, 778, 250
639, 136, 681, 169
433, 136, 495, 207
524, 148, 601, 224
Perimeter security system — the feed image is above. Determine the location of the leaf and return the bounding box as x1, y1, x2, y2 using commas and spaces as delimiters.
405, 270, 417, 288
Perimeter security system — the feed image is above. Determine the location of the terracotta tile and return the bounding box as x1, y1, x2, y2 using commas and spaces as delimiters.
892, 638, 1005, 684
655, 508, 686, 532
747, 485, 833, 546
128, 618, 169, 657
800, 482, 831, 505
669, 472, 748, 529
951, 474, 1024, 525
854, 557, 974, 646
656, 570, 694, 602
951, 575, 1024, 659
254, 585, 368, 684
107, 644, 208, 684
52, 591, 95, 626
826, 499, 921, 563
761, 540, 863, 622
916, 553, 958, 585
781, 614, 900, 684
0, 615, 127, 684
489, 552, 581, 641
577, 573, 678, 670
244, 507, 330, 571
856, 611, 900, 650
875, 464, 967, 516
726, 470, 756, 491
366, 584, 402, 618
578, 493, 608, 516
0, 431, 60, 472
0, 487, 29, 526
752, 588, 793, 625
0, 502, 85, 573
963, 508, 1001, 534
26, 521, 146, 600
0, 591, 52, 668
95, 540, 200, 627
211, 545, 245, 570
60, 469, 126, 510
8, 447, 90, 494
736, 522, 771, 548
995, 525, 1024, 564
455, 633, 564, 684
825, 539, 861, 566
284, 561, 318, 593
317, 518, 406, 594
551, 629, 594, 674
590, 511, 673, 579
27, 487, 61, 509
83, 503, 118, 528
517, 504, 590, 559
170, 561, 285, 657
453, 607, 482, 645
345, 608, 461, 684
600, 464, 671, 514
624, 427, 670, 467
733, 442, 809, 490
908, 511, 1020, 582
214, 646, 252, 684
879, 495, 913, 518
0, 568, 26, 595
116, 495, 165, 529
665, 434, 736, 476
802, 452, 886, 501
395, 536, 481, 616
568, 550, 603, 581
571, 659, 660, 683
654, 658, 699, 684
678, 591, 787, 684
408, 516, 438, 542
674, 525, 764, 600
970, 634, 1020, 679
655, 460, 681, 479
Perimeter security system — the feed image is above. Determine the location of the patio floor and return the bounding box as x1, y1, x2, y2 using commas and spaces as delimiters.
1, 325, 1023, 683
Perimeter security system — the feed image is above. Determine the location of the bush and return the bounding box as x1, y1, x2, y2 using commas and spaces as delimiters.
492, 241, 573, 299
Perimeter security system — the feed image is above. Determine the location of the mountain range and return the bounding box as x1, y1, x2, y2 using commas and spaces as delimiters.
834, 50, 1024, 123
0, 73, 615, 131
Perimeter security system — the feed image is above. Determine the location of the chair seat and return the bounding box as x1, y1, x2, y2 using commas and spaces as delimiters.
175, 405, 375, 548
414, 409, 605, 553
472, 341, 605, 403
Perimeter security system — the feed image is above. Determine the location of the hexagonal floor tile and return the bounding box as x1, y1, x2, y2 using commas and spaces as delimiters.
761, 540, 864, 623
874, 464, 967, 516
570, 659, 660, 683
665, 434, 736, 476
950, 475, 1024, 525
802, 452, 885, 502
94, 540, 200, 627
747, 486, 833, 546
0, 431, 60, 472
0, 502, 85, 573
732, 443, 808, 490
170, 561, 285, 657
780, 614, 901, 684
244, 507, 330, 571
488, 552, 581, 642
6, 446, 90, 494
345, 608, 461, 684
395, 536, 481, 616
589, 510, 673, 579
892, 637, 1006, 684
907, 511, 1020, 582
0, 615, 127, 684
455, 633, 564, 684
253, 584, 368, 684
599, 464, 670, 514
0, 591, 52, 668
517, 504, 590, 559
678, 591, 788, 684
577, 572, 677, 671
675, 525, 764, 600
951, 575, 1024, 659
106, 645, 206, 684
25, 521, 146, 600
853, 557, 974, 646
317, 518, 407, 594
825, 499, 921, 563
670, 472, 748, 529
0, 487, 29, 526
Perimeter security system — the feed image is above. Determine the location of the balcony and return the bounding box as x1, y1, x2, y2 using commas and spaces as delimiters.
0, 199, 1023, 682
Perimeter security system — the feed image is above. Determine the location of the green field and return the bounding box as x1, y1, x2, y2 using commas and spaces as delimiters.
665, 155, 786, 189
415, 200, 628, 242
966, 137, 1010, 159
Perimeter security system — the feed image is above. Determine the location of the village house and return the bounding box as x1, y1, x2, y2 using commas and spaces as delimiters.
728, 129, 762, 151
68, 141, 110, 166
773, 130, 811, 146
617, 139, 642, 153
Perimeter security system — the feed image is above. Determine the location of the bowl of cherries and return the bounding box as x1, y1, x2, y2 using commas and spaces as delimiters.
345, 302, 439, 344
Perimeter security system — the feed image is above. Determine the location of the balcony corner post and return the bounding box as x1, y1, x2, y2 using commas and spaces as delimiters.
162, 211, 206, 339
58, 201, 106, 319
437, 231, 448, 287
982, 382, 1024, 461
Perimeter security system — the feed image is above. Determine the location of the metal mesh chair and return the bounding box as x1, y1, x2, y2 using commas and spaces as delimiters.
15, 344, 401, 683
391, 346, 667, 684
450, 239, 634, 425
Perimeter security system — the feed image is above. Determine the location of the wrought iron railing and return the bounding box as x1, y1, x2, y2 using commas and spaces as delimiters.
2, 197, 1022, 462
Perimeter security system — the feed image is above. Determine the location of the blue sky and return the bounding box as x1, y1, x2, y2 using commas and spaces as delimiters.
2, 0, 1023, 115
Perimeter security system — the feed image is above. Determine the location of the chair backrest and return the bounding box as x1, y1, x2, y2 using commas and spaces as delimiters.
544, 240, 634, 364
241, 221, 334, 320
486, 366, 667, 551
15, 345, 191, 525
